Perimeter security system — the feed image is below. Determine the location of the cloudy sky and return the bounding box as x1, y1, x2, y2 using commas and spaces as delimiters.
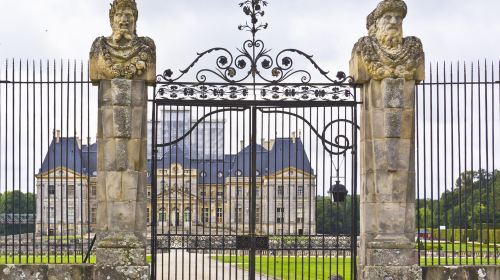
0, 0, 498, 198
1, 0, 499, 71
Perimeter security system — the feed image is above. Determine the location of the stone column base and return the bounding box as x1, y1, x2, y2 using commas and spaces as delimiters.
93, 265, 149, 280
361, 265, 422, 280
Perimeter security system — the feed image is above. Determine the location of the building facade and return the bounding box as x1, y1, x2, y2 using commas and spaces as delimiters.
36, 133, 315, 236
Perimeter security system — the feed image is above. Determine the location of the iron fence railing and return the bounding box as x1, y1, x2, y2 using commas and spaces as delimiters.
0, 59, 97, 264
416, 61, 500, 266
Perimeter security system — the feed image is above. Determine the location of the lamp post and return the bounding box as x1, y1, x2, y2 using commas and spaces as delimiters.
329, 178, 348, 203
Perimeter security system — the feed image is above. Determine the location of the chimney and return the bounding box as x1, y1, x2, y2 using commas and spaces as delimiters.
292, 131, 296, 143
298, 129, 302, 139
240, 140, 244, 151
76, 134, 81, 148
264, 139, 275, 150
53, 129, 61, 143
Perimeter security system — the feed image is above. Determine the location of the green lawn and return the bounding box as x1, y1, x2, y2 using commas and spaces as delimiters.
215, 255, 500, 280
419, 241, 498, 253
216, 256, 352, 280
419, 256, 499, 266
0, 255, 152, 264
0, 255, 95, 264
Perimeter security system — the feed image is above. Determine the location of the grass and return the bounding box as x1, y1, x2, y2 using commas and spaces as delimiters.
419, 241, 498, 252
419, 257, 499, 266
0, 255, 95, 264
215, 255, 500, 280
216, 256, 352, 280
0, 255, 152, 264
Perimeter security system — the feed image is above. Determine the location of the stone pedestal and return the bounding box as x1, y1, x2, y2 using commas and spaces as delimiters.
94, 79, 149, 280
358, 78, 421, 279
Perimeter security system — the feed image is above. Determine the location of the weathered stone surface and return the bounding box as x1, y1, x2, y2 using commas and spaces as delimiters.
0, 264, 94, 280
113, 106, 132, 138
384, 111, 402, 138
352, 2, 424, 279
382, 78, 405, 108
90, 0, 156, 84
365, 248, 417, 266
362, 265, 422, 280
96, 247, 146, 266
422, 266, 500, 280
115, 139, 130, 170
93, 265, 149, 280
350, 0, 424, 83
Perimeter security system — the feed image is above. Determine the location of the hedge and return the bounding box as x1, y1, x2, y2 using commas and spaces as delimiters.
429, 228, 500, 243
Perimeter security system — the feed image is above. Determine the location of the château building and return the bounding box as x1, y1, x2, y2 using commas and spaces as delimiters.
36, 132, 316, 236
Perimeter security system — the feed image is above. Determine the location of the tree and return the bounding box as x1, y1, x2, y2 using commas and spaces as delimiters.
0, 191, 36, 235
316, 195, 359, 235
0, 190, 36, 214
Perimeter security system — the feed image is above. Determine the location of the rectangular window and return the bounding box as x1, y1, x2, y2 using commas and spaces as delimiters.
237, 187, 243, 197
217, 191, 224, 199
48, 185, 56, 196
236, 207, 243, 223
49, 207, 55, 220
91, 186, 97, 196
276, 207, 285, 223
203, 208, 210, 223
297, 208, 304, 223
277, 186, 284, 197
255, 207, 261, 224
297, 186, 304, 196
146, 208, 150, 223
216, 208, 223, 223
91, 207, 97, 223
68, 207, 75, 222
67, 185, 75, 198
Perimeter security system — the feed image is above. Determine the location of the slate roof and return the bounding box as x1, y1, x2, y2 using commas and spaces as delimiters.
38, 137, 85, 175
40, 137, 314, 186
268, 138, 314, 175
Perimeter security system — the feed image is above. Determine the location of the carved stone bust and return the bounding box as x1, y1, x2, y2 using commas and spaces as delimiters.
90, 0, 156, 85
350, 0, 425, 83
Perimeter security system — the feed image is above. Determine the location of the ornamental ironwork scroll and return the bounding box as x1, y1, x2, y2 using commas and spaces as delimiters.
156, 0, 355, 102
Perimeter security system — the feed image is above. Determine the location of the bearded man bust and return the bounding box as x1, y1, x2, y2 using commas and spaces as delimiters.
90, 0, 156, 85
351, 0, 424, 83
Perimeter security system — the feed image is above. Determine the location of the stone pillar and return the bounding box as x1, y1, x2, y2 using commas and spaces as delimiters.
350, 1, 425, 279
89, 0, 156, 279
93, 79, 149, 279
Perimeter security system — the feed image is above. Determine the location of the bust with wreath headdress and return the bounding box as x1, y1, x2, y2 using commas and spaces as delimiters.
90, 0, 156, 85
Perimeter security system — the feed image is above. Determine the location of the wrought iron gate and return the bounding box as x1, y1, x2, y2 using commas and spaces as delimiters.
150, 1, 360, 279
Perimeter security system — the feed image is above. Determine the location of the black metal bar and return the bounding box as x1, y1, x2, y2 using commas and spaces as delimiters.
248, 105, 257, 280
83, 234, 97, 263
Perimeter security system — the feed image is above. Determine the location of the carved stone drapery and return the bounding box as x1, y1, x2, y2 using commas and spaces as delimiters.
89, 0, 156, 85
351, 35, 424, 82
90, 36, 156, 83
